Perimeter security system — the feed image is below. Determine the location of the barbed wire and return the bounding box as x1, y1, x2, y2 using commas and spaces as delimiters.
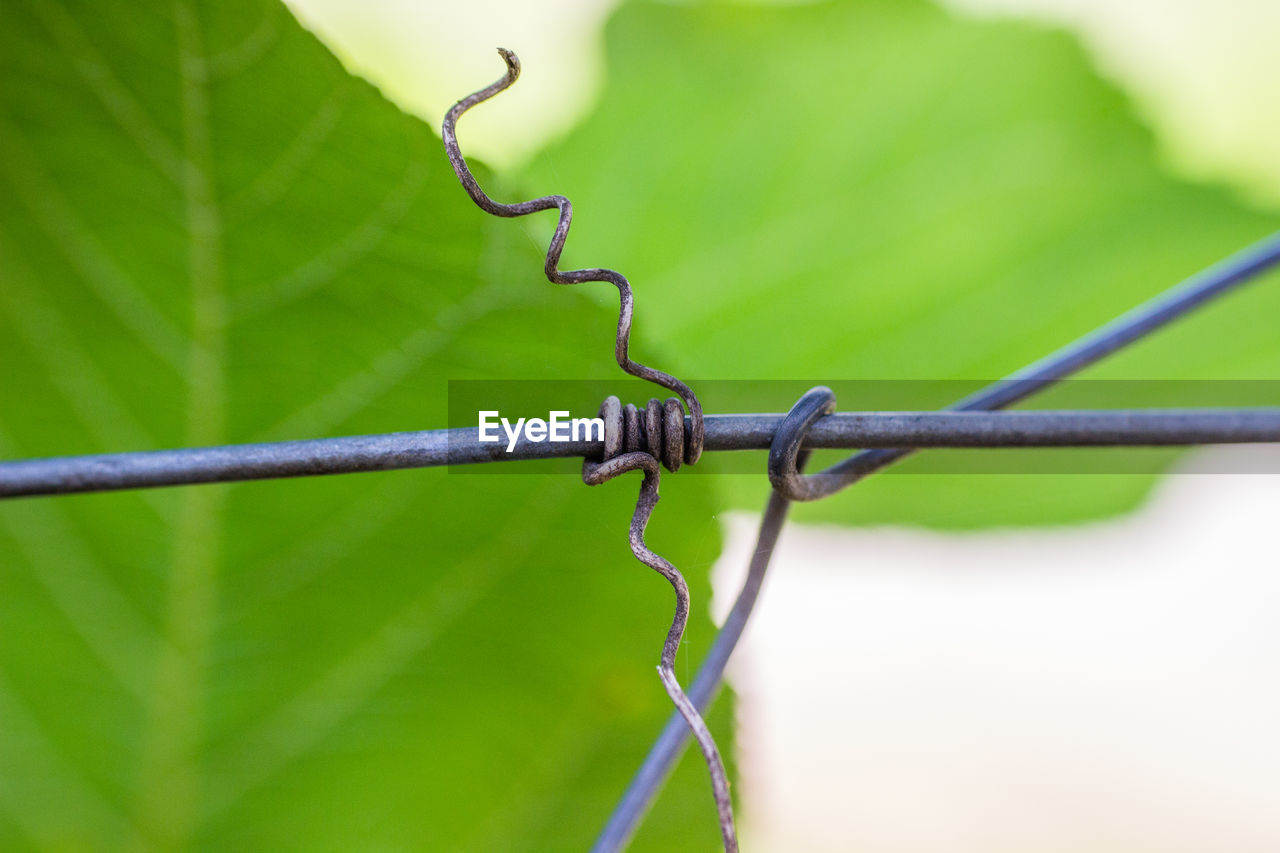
443, 49, 734, 850
2, 41, 1278, 853
442, 48, 704, 470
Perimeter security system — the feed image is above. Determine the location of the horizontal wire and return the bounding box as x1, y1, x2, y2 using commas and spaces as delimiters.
1, 407, 1278, 498
820, 229, 1280, 490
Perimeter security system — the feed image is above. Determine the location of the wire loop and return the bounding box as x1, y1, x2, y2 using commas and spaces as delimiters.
596, 394, 699, 472
768, 386, 840, 501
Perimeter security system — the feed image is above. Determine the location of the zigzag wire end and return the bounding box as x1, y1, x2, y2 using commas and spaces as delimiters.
442, 50, 732, 851
581, 451, 737, 853
441, 48, 703, 466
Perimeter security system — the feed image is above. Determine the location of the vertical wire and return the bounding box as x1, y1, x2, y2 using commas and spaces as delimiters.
592, 474, 800, 853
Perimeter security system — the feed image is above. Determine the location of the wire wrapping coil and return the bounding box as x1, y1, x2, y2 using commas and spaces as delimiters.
442, 49, 731, 851
597, 395, 701, 472
441, 48, 704, 464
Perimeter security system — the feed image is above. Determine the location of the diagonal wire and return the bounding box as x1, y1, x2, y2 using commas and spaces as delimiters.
794, 230, 1280, 499
590, 480, 797, 853
591, 228, 1280, 851
582, 451, 737, 851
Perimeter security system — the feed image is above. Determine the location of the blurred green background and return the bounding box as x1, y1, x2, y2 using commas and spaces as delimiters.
1, 0, 1277, 850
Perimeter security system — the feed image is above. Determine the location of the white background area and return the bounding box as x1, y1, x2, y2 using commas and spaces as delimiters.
286, 0, 1280, 202
713, 454, 1280, 850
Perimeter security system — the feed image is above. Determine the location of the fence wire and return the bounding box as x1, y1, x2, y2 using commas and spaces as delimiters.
3, 44, 1280, 853
4, 408, 1280, 498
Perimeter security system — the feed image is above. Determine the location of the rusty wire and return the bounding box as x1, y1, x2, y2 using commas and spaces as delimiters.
580, 448, 735, 848
443, 49, 734, 851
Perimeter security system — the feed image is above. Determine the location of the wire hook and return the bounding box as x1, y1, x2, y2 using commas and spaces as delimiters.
769, 386, 839, 501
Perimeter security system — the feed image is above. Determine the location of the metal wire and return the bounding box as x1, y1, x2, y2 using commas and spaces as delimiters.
444, 50, 732, 850
592, 229, 1280, 851
803, 230, 1280, 499
4, 408, 1279, 498
581, 449, 736, 851
591, 476, 800, 853
441, 48, 704, 467
1, 36, 1275, 850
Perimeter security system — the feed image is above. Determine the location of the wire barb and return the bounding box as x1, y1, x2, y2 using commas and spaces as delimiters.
581, 450, 737, 852
441, 48, 704, 465
443, 50, 729, 849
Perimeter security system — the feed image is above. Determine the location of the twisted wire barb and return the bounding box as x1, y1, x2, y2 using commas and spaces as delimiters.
443, 49, 733, 850
593, 230, 1280, 847
441, 48, 704, 466
582, 451, 735, 851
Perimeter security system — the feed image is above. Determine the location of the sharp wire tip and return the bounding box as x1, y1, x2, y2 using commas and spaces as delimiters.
496, 47, 520, 78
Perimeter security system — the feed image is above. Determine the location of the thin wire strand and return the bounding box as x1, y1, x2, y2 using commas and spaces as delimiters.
441, 48, 703, 464
804, 230, 1280, 498
581, 452, 737, 852
444, 51, 731, 848
591, 476, 799, 853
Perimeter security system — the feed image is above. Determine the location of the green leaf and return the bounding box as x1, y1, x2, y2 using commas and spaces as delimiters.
0, 1, 725, 850
521, 0, 1280, 528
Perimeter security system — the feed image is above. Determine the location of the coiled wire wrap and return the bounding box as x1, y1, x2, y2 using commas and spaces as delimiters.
597, 395, 698, 472
442, 50, 728, 851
